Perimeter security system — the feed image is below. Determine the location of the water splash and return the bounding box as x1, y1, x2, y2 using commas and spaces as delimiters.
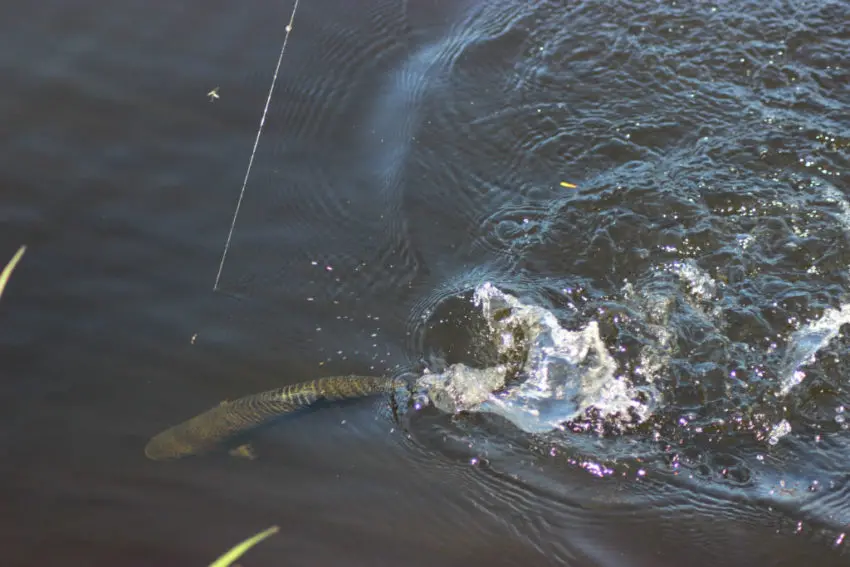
667, 259, 720, 303
778, 303, 850, 396
767, 419, 792, 445
622, 279, 674, 393
418, 363, 508, 414
418, 283, 652, 433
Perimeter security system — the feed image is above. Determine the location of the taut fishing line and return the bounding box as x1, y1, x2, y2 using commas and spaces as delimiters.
213, 0, 301, 291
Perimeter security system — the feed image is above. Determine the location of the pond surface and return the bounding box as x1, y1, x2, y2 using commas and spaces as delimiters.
1, 0, 849, 565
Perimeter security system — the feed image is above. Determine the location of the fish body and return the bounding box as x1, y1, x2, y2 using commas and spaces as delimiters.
144, 375, 397, 460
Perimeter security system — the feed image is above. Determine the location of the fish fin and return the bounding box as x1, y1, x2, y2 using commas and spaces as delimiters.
229, 444, 257, 460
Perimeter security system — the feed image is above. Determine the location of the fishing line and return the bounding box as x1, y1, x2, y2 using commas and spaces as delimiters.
213, 0, 301, 291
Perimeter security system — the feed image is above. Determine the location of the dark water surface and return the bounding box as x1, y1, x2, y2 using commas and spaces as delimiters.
2, 0, 850, 565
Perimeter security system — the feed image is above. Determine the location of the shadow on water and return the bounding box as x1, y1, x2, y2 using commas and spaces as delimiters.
1, 0, 849, 565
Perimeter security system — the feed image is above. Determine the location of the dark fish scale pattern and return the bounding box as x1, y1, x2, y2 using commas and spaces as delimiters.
144, 375, 395, 460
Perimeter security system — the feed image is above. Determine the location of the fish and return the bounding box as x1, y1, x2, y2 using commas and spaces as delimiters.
144, 374, 399, 460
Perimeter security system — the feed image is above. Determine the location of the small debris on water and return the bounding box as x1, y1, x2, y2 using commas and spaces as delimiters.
190, 333, 197, 345
560, 181, 578, 189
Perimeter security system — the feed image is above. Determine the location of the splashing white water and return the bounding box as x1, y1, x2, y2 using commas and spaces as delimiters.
622, 279, 674, 391
767, 419, 792, 445
418, 283, 652, 433
418, 363, 508, 413
779, 303, 850, 396
667, 259, 720, 303
772, 301, 850, 442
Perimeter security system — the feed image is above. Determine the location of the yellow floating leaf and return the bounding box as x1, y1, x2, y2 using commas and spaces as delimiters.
209, 525, 279, 567
559, 181, 577, 189
0, 245, 26, 301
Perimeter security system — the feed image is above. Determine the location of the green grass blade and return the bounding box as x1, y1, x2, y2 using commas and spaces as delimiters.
209, 525, 279, 567
0, 246, 25, 301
